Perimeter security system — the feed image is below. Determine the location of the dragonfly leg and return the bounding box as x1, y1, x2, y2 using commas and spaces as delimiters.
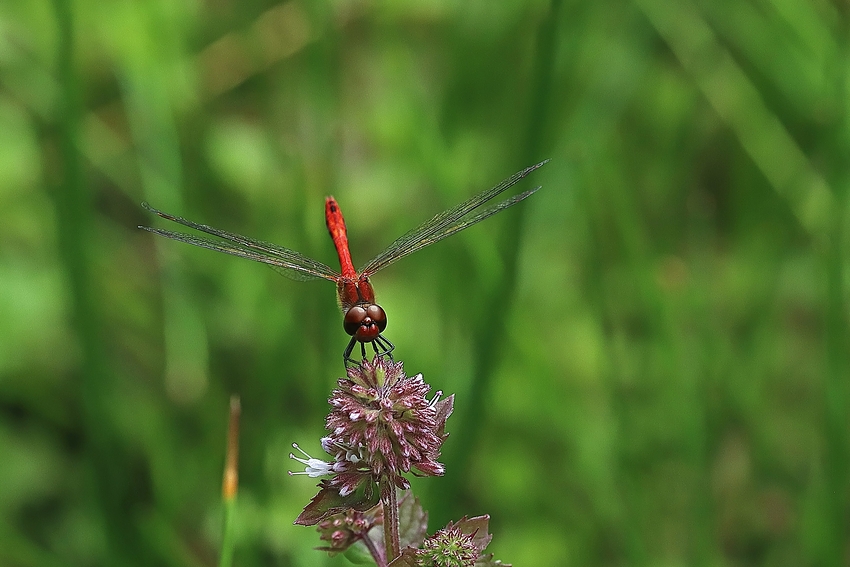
343, 335, 395, 367
343, 337, 358, 367
372, 334, 395, 360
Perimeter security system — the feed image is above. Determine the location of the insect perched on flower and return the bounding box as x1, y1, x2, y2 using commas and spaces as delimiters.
140, 161, 547, 364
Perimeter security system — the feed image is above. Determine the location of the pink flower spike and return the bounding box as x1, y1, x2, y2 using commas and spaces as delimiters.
324, 357, 449, 490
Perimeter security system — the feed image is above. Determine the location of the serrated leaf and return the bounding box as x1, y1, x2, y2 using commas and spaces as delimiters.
450, 515, 492, 552
397, 490, 428, 548
387, 547, 420, 567
294, 479, 380, 526
434, 394, 455, 438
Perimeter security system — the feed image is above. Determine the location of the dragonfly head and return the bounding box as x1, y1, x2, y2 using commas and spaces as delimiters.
343, 303, 387, 343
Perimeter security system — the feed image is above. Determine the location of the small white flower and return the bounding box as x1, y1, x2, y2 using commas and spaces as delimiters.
319, 437, 367, 464
288, 443, 334, 478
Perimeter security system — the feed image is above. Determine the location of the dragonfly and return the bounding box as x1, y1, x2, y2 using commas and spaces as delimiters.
140, 160, 548, 364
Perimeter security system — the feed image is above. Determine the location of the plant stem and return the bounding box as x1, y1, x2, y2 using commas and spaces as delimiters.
380, 477, 400, 561
219, 396, 241, 567
361, 532, 387, 567
219, 497, 237, 567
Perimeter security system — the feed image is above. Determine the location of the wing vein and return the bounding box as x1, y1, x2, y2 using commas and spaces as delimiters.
358, 160, 548, 275
139, 204, 339, 282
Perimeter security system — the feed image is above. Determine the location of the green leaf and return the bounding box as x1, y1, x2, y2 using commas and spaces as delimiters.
294, 479, 380, 526
397, 490, 428, 549
387, 548, 420, 567
344, 541, 378, 564
448, 515, 492, 552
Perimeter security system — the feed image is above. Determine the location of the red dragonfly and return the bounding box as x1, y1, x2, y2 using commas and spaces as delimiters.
141, 160, 547, 363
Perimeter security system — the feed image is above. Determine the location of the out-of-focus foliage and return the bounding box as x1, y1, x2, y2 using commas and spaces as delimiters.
0, 0, 847, 565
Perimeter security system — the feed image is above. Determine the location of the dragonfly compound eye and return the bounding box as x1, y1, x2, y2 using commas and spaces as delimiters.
343, 304, 388, 341
343, 306, 368, 336
366, 304, 387, 332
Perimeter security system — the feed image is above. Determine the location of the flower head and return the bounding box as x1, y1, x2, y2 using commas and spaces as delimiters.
293, 357, 454, 526
417, 516, 507, 567
418, 525, 480, 567
325, 357, 450, 490
315, 506, 382, 555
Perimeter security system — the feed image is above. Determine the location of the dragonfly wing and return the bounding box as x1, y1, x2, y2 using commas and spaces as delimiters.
358, 160, 547, 276
140, 204, 340, 282
384, 187, 540, 257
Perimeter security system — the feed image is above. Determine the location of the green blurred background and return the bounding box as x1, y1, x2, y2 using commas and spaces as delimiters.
1, 0, 848, 565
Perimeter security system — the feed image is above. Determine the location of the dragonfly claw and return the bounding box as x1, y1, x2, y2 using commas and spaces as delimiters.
343, 335, 395, 368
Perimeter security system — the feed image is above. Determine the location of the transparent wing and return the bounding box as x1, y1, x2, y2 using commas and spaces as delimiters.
358, 160, 548, 276
139, 203, 340, 282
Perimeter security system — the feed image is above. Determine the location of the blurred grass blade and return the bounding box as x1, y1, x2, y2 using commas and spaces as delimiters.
50, 0, 156, 563
635, 0, 834, 242
220, 395, 241, 567
435, 0, 560, 527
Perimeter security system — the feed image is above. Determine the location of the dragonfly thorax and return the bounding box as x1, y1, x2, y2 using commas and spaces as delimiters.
343, 303, 387, 342
337, 277, 387, 343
